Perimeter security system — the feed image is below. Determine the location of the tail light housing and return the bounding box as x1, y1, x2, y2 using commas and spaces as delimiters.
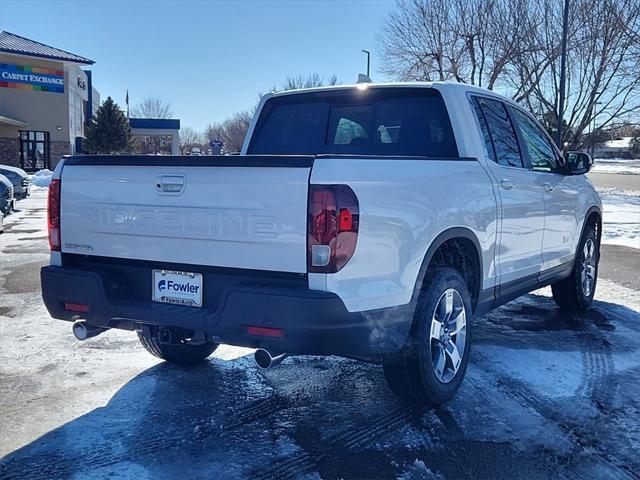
48, 179, 61, 251
308, 184, 359, 273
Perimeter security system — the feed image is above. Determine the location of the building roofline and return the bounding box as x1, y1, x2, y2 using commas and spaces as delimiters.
0, 31, 94, 65
129, 118, 181, 130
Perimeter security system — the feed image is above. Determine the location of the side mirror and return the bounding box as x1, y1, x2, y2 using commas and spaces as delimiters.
566, 151, 593, 175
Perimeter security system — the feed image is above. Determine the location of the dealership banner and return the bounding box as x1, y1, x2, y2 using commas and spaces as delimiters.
0, 63, 64, 93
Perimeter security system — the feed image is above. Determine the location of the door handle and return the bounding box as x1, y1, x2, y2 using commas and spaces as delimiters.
155, 175, 185, 194
543, 182, 555, 192
500, 179, 515, 190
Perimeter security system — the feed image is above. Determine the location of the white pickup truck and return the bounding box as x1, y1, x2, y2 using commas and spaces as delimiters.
41, 82, 602, 405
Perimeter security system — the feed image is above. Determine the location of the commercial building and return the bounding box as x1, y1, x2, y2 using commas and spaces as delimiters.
0, 31, 99, 171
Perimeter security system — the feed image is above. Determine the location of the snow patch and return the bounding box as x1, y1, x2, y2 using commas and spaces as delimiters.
591, 158, 640, 175
476, 346, 583, 397
597, 188, 640, 249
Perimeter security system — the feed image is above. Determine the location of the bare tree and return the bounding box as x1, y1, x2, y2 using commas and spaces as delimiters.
379, 0, 534, 87
379, 0, 640, 148
282, 73, 339, 90
522, 0, 640, 147
130, 97, 173, 119
129, 96, 174, 153
205, 111, 253, 154
179, 126, 202, 153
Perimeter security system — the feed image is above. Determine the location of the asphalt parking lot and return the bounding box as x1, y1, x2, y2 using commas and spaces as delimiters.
1, 189, 639, 480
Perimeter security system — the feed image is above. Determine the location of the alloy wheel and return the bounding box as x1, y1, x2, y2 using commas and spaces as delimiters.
429, 288, 467, 383
581, 238, 597, 297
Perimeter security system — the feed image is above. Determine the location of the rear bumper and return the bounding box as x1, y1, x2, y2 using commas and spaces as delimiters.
1, 197, 13, 214
16, 187, 29, 199
41, 264, 413, 358
13, 183, 29, 199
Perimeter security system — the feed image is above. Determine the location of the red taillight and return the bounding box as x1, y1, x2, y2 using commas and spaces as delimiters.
308, 185, 359, 273
48, 179, 61, 251
339, 208, 353, 231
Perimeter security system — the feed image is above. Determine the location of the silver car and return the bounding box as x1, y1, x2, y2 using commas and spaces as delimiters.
0, 165, 30, 200
0, 173, 15, 216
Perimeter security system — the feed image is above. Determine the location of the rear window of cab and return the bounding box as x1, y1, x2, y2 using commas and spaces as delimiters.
248, 88, 459, 158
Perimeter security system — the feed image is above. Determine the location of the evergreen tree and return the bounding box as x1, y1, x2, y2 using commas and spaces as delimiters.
84, 97, 134, 154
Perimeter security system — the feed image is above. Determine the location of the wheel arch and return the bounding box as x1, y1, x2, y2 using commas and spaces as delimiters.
412, 227, 483, 312
585, 205, 602, 242
577, 205, 603, 264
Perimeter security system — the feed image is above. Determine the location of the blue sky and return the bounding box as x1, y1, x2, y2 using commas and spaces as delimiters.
0, 0, 395, 131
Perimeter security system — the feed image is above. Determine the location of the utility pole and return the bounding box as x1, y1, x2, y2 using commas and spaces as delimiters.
361, 50, 371, 78
591, 101, 602, 156
556, 0, 570, 150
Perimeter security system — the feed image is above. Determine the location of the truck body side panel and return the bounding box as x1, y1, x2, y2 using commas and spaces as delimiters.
309, 157, 498, 312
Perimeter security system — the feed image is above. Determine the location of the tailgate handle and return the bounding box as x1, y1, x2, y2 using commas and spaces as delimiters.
156, 175, 185, 194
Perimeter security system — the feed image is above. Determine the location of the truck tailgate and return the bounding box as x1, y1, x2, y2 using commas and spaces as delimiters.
59, 157, 312, 273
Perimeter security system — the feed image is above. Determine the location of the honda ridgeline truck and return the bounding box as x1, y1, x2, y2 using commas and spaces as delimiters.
41, 83, 602, 404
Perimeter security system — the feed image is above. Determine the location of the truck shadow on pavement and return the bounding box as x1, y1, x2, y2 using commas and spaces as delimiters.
1, 295, 639, 480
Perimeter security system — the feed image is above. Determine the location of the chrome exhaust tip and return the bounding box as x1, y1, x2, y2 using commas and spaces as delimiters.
72, 321, 105, 341
254, 349, 288, 369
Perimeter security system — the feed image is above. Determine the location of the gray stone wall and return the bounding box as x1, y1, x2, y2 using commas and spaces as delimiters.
0, 138, 20, 167
50, 141, 71, 170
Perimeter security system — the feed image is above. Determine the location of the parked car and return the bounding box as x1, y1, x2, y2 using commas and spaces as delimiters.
41, 82, 601, 405
0, 165, 30, 200
190, 147, 202, 156
0, 173, 15, 216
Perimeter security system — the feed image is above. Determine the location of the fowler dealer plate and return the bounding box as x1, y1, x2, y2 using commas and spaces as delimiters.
152, 270, 203, 308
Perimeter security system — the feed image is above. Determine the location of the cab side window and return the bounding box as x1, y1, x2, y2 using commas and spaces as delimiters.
510, 108, 561, 172
472, 97, 523, 168
470, 97, 496, 162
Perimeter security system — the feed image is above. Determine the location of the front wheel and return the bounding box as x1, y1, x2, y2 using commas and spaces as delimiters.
552, 223, 599, 312
137, 330, 218, 365
383, 267, 472, 405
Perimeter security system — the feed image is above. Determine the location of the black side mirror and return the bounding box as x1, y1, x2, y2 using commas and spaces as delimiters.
566, 151, 593, 175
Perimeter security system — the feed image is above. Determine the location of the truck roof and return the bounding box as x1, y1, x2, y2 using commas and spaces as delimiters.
266, 80, 504, 96
263, 81, 516, 108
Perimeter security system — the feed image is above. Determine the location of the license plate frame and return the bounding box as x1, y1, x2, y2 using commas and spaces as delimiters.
152, 270, 203, 308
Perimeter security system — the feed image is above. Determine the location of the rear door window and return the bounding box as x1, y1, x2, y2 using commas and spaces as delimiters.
473, 97, 523, 168
249, 89, 459, 157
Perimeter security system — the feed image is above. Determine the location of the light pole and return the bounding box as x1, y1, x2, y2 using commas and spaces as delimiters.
361, 49, 371, 79
591, 101, 602, 156
557, 0, 570, 150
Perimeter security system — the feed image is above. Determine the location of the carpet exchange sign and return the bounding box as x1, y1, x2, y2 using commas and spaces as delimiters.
0, 63, 64, 93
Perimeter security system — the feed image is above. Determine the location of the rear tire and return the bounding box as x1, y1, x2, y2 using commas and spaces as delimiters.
383, 267, 472, 405
551, 223, 599, 312
137, 331, 218, 365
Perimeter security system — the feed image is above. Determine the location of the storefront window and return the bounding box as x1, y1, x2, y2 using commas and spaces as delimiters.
19, 130, 50, 172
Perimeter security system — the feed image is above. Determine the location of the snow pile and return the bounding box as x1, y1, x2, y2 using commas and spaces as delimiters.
592, 158, 640, 175
29, 169, 53, 188
598, 188, 640, 249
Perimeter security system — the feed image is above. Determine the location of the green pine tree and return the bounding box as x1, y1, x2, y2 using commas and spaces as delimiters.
84, 97, 134, 154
